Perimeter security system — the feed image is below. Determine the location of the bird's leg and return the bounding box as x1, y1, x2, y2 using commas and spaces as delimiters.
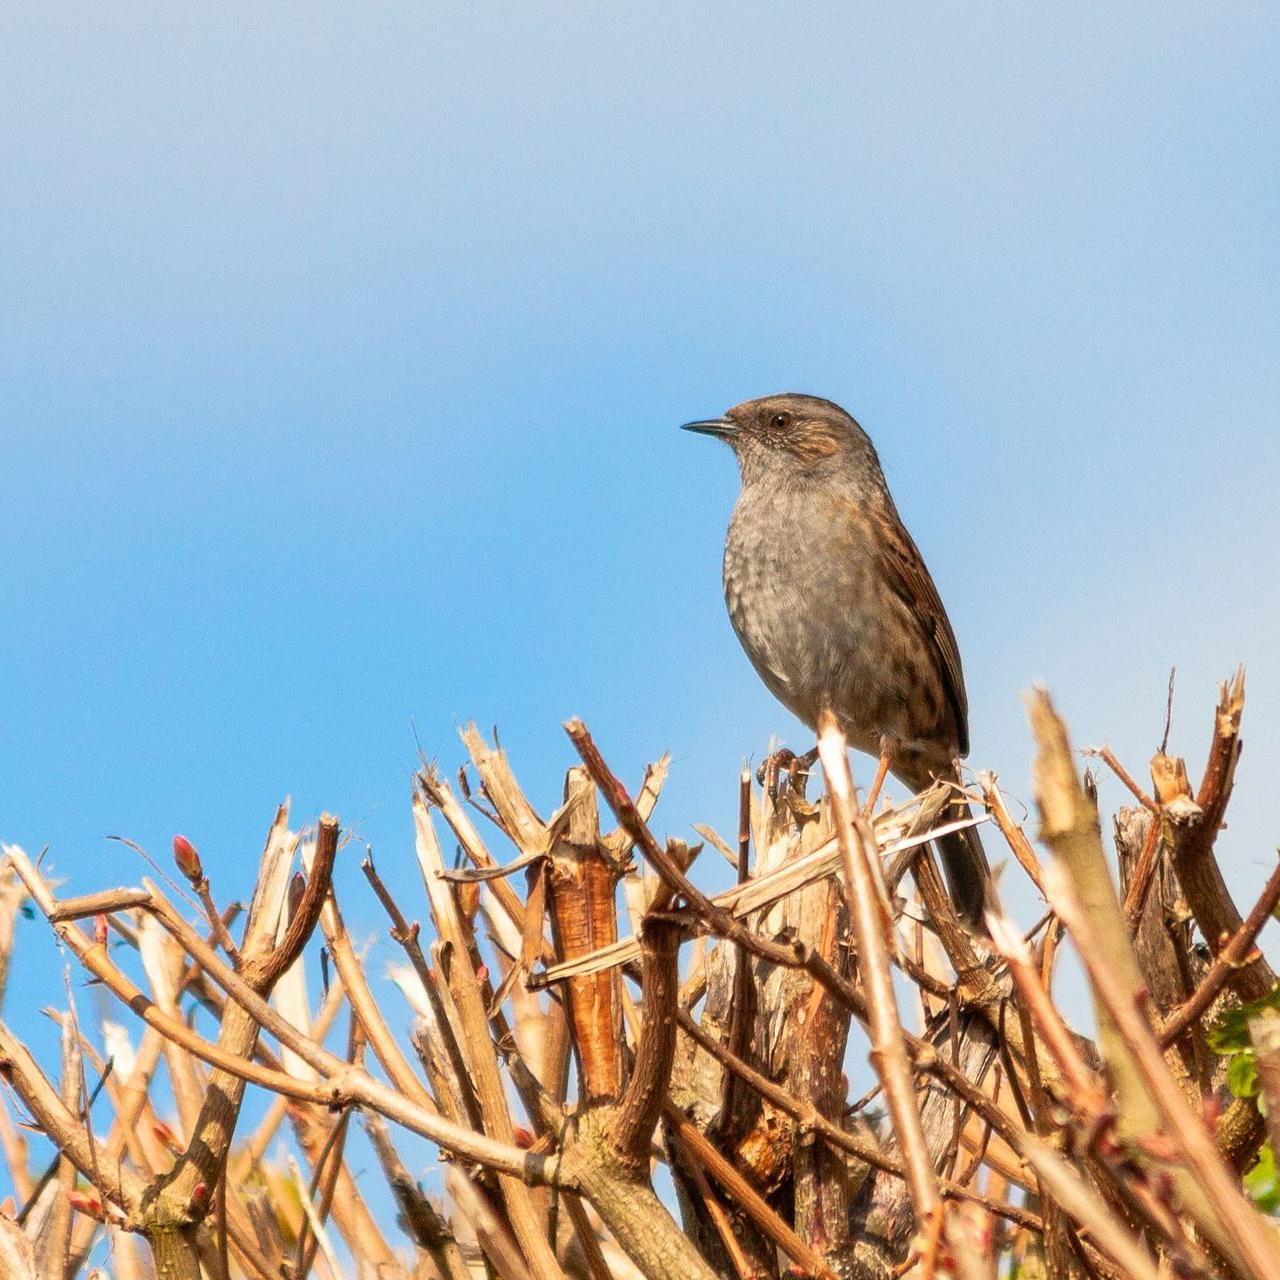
786, 745, 820, 801
862, 741, 893, 818
757, 747, 797, 801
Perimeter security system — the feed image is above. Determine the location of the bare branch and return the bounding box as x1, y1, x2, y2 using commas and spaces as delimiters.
820, 719, 939, 1221
610, 916, 679, 1169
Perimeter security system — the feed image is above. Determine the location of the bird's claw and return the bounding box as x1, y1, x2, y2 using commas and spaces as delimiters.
757, 745, 819, 803
755, 747, 796, 790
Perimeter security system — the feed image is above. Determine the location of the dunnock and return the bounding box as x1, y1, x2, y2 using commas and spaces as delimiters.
684, 393, 992, 927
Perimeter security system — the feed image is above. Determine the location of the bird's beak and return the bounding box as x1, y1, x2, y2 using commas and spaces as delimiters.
680, 417, 737, 439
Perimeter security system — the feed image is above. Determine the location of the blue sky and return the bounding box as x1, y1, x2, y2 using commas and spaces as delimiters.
1, 0, 1278, 1198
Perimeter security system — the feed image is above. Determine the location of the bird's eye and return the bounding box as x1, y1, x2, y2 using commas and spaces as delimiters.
770, 413, 789, 431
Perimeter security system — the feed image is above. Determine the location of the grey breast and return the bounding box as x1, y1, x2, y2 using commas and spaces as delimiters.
722, 483, 886, 754
727, 478, 947, 757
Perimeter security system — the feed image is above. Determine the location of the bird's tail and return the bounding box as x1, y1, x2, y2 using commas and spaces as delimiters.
934, 799, 993, 932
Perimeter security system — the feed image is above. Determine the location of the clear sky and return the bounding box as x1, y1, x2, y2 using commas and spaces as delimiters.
2, 0, 1278, 1177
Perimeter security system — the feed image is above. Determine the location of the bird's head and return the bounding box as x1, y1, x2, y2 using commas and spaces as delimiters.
682, 393, 881, 487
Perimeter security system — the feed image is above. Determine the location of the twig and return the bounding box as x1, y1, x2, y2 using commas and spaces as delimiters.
254, 814, 338, 989
0, 1023, 145, 1219
36, 1021, 79, 1278
1120, 815, 1162, 930
674, 1008, 1042, 1230
610, 917, 679, 1169
978, 773, 1045, 894
360, 851, 485, 1132
6, 848, 563, 1187
1162, 670, 1276, 1002
669, 1128, 755, 1280
171, 836, 242, 965
286, 1154, 341, 1280
1162, 667, 1177, 755
662, 1104, 839, 1280
560, 1193, 616, 1280
719, 767, 756, 1136
15, 1057, 115, 1227
1048, 865, 1280, 1280
318, 870, 437, 1112
244, 977, 347, 1163
1158, 854, 1280, 1048
566, 720, 811, 974
292, 1105, 352, 1280
819, 719, 939, 1219
1084, 746, 1157, 813
363, 1111, 469, 1280
1019, 1135, 1160, 1280
414, 792, 570, 1279
985, 916, 1106, 1113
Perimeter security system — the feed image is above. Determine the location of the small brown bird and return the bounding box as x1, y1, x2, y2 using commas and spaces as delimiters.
683, 392, 992, 926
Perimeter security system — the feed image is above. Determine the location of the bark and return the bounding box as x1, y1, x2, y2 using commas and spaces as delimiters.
566, 1115, 720, 1280
1115, 806, 1213, 1092
848, 1012, 999, 1278
1158, 672, 1277, 1002
548, 768, 625, 1103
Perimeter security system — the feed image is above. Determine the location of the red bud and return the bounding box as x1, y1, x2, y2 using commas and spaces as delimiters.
511, 1126, 535, 1149
1134, 1131, 1180, 1161
94, 914, 108, 947
172, 835, 203, 883
67, 1191, 103, 1217
153, 1121, 180, 1152
287, 871, 307, 920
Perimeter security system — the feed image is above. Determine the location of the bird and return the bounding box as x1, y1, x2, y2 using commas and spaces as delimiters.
683, 392, 992, 927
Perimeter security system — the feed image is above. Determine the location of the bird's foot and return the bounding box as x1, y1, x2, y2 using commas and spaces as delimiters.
789, 746, 820, 799
756, 747, 796, 796
863, 752, 892, 819
756, 745, 819, 803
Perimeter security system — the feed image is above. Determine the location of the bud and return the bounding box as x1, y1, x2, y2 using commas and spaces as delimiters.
458, 878, 480, 920
94, 914, 108, 947
67, 1191, 103, 1217
511, 1126, 535, 1149
287, 871, 307, 921
189, 1182, 209, 1209
172, 834, 203, 883
153, 1120, 181, 1152
1134, 1131, 1180, 1162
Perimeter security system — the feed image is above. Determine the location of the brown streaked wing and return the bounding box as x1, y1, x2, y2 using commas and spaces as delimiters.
875, 499, 969, 757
